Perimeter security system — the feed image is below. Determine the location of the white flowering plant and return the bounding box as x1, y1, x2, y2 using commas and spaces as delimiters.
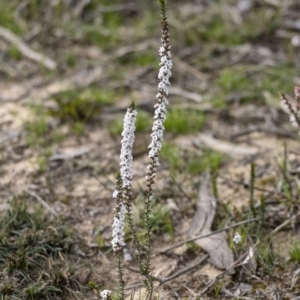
233, 232, 242, 245
100, 290, 112, 300
100, 1, 172, 299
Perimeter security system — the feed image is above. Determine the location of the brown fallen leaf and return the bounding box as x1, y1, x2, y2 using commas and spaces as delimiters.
188, 172, 234, 270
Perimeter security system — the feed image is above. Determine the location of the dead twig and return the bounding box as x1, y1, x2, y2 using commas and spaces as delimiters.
230, 126, 297, 141
124, 254, 209, 288
27, 190, 58, 217
124, 255, 209, 290
170, 86, 202, 103
0, 26, 57, 70
271, 211, 300, 235
173, 55, 210, 81
160, 218, 258, 254
49, 147, 90, 161
153, 254, 209, 285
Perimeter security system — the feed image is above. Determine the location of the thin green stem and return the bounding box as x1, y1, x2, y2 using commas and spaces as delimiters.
249, 162, 256, 218
124, 196, 144, 274
117, 250, 125, 300
144, 191, 154, 294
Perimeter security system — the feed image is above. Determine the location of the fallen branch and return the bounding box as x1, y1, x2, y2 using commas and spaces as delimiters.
125, 254, 209, 289
49, 147, 90, 161
230, 126, 297, 140
27, 190, 58, 217
173, 55, 210, 81
170, 86, 202, 103
153, 254, 209, 285
0, 26, 57, 70
160, 218, 258, 254
271, 211, 300, 234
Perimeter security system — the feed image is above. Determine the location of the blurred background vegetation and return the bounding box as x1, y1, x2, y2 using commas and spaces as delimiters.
1, 0, 299, 111
0, 0, 299, 147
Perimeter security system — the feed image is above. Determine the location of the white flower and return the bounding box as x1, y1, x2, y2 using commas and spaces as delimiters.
158, 46, 166, 55
147, 54, 172, 164
119, 108, 137, 188
111, 199, 127, 251
162, 97, 169, 105
112, 190, 118, 198
158, 82, 166, 89
165, 60, 173, 68
100, 290, 112, 300
233, 232, 242, 244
